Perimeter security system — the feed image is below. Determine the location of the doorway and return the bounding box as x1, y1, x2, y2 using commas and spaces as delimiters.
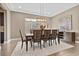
0, 12, 4, 44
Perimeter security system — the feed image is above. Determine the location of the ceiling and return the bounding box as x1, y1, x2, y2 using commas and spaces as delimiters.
6, 3, 79, 17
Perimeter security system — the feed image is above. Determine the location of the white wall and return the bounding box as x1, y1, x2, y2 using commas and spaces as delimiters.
51, 5, 79, 31
51, 5, 79, 40
11, 11, 51, 39
6, 10, 11, 42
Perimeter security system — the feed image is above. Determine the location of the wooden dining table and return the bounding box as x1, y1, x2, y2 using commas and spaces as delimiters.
25, 31, 61, 51
25, 33, 33, 51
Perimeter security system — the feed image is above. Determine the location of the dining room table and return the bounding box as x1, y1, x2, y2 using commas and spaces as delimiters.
25, 29, 61, 51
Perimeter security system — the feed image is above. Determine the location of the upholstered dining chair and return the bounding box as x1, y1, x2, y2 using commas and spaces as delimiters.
19, 29, 33, 49
58, 32, 64, 39
42, 30, 51, 47
58, 31, 64, 44
19, 30, 26, 49
50, 30, 58, 45
32, 30, 42, 50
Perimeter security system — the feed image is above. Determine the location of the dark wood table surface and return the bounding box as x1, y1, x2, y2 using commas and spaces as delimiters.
25, 33, 60, 51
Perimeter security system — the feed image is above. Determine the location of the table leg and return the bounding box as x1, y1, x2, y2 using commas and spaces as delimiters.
26, 37, 28, 51
26, 41, 28, 51
58, 38, 60, 44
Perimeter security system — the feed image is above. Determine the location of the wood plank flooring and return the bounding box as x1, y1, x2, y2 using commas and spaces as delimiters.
1, 40, 79, 56
1, 40, 18, 56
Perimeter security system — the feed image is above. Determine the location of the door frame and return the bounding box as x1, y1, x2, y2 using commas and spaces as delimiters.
0, 10, 7, 44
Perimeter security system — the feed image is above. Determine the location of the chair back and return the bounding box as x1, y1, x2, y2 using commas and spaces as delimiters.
52, 30, 58, 39
44, 30, 51, 39
33, 30, 42, 42
58, 31, 64, 39
19, 30, 24, 42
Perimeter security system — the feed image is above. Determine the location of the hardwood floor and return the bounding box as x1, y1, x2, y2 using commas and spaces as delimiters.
49, 41, 79, 56
1, 39, 79, 56
49, 45, 79, 56
0, 45, 1, 56
1, 40, 18, 56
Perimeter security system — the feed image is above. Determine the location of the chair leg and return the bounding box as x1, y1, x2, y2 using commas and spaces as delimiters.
40, 41, 42, 49
33, 42, 35, 50
21, 42, 23, 49
49, 40, 51, 46
43, 41, 45, 48
55, 39, 57, 45
51, 40, 52, 46
38, 42, 40, 47
30, 40, 32, 47
58, 38, 60, 44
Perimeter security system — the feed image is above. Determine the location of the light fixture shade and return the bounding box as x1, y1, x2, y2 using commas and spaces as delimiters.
25, 18, 46, 22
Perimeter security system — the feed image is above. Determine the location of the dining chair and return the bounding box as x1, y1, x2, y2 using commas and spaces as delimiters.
19, 30, 26, 49
32, 30, 42, 50
58, 31, 64, 44
42, 30, 51, 47
50, 30, 58, 45
58, 32, 64, 39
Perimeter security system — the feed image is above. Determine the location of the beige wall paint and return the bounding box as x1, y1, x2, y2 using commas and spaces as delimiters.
6, 11, 11, 42
11, 11, 51, 38
1, 3, 79, 41
51, 5, 79, 40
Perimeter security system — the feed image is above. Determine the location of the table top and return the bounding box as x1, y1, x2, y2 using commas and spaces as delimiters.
26, 33, 33, 36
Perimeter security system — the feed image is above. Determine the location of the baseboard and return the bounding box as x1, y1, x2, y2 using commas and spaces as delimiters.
4, 38, 20, 44
11, 38, 21, 41
4, 40, 11, 44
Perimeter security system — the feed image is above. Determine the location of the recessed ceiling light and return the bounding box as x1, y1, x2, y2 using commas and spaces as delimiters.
19, 6, 22, 9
